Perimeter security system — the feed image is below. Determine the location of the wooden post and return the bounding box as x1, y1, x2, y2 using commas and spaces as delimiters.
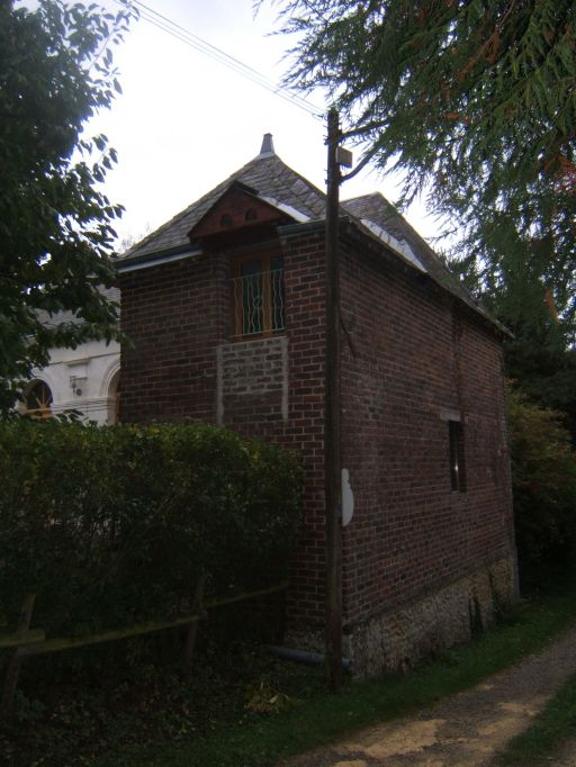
184, 573, 206, 675
0, 593, 36, 720
325, 108, 343, 691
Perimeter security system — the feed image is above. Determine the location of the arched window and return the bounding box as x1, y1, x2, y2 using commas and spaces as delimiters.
23, 381, 53, 419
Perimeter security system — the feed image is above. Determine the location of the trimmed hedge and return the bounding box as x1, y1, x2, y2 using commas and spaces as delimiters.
0, 419, 302, 636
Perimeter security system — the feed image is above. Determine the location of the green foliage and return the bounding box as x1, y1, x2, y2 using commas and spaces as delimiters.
0, 0, 136, 412
495, 667, 576, 765
0, 420, 302, 635
0, 645, 325, 767
270, 0, 576, 323
93, 591, 576, 767
4, 580, 576, 766
245, 678, 299, 714
505, 333, 576, 442
508, 388, 576, 585
445, 239, 576, 440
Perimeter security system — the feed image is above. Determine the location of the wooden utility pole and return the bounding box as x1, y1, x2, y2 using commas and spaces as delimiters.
325, 108, 343, 691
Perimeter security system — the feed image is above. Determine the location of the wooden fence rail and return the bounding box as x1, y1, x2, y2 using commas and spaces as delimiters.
0, 629, 45, 649
0, 581, 287, 720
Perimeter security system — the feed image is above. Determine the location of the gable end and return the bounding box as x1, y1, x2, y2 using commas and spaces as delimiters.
189, 182, 294, 241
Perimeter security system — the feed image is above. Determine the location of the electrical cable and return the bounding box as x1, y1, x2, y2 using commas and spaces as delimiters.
137, 8, 323, 118
135, 0, 317, 109
122, 0, 324, 120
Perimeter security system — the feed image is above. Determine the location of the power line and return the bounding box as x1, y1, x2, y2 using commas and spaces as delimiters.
136, 1, 310, 105
126, 0, 324, 120
136, 4, 323, 118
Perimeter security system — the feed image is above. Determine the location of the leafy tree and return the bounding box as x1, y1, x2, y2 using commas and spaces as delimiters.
0, 0, 136, 412
508, 388, 576, 588
269, 0, 576, 319
445, 227, 576, 440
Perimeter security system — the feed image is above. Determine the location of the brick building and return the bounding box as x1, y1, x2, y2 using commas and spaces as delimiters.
117, 135, 517, 676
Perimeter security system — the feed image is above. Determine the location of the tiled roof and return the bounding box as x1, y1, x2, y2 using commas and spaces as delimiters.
341, 193, 481, 312
118, 145, 498, 329
120, 153, 326, 262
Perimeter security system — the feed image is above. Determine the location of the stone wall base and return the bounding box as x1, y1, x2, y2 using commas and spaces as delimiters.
284, 555, 517, 677
345, 556, 518, 678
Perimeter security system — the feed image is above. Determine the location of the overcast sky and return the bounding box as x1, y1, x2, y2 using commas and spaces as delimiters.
89, 0, 438, 248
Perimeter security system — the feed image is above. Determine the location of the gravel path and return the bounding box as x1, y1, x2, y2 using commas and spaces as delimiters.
280, 625, 576, 767
556, 741, 576, 766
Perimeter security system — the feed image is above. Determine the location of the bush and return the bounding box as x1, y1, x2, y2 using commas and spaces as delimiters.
508, 388, 576, 587
0, 420, 302, 636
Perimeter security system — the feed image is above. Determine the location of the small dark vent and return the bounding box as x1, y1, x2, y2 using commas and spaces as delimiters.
245, 208, 258, 222
220, 213, 233, 228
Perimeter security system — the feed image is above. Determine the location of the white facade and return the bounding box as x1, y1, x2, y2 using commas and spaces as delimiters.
25, 338, 120, 425
21, 287, 121, 425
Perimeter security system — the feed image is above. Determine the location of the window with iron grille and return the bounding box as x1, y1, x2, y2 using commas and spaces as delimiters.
232, 253, 285, 337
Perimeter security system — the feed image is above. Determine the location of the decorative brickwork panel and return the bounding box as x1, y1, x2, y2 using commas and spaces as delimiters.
217, 336, 288, 425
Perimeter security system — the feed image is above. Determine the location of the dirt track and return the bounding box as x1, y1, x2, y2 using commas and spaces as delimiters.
281, 625, 576, 767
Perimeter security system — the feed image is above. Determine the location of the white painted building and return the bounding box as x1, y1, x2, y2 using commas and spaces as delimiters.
20, 288, 121, 425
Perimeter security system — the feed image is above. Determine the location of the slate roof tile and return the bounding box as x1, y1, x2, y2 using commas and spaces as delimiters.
118, 146, 497, 328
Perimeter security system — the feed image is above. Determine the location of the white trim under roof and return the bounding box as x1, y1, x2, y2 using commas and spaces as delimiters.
259, 195, 311, 223
359, 218, 426, 273
116, 248, 202, 273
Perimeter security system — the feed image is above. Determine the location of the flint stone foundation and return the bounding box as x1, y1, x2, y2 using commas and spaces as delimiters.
286, 555, 516, 677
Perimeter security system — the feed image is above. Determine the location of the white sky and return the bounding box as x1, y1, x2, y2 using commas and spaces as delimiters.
88, 0, 438, 248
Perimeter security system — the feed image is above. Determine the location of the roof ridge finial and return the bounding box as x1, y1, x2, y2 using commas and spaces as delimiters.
259, 133, 275, 157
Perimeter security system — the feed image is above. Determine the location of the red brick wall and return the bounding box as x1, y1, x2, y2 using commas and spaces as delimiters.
120, 230, 328, 631
120, 251, 229, 423
339, 237, 514, 631
120, 225, 514, 640
278, 230, 326, 631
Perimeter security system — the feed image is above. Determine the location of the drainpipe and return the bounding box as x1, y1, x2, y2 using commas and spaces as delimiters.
267, 645, 352, 671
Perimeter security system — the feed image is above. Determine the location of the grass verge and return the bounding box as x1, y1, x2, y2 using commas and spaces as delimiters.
495, 666, 576, 765
95, 589, 576, 767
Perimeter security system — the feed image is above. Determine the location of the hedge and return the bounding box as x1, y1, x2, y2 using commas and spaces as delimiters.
0, 419, 302, 637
